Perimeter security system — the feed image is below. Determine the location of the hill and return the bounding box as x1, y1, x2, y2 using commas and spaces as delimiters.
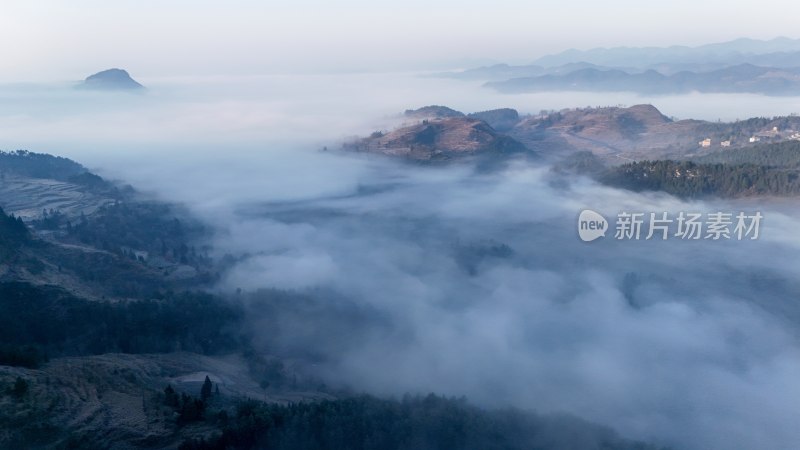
0, 150, 87, 180
79, 68, 145, 91
467, 108, 520, 131
509, 104, 800, 162
509, 104, 687, 160
345, 116, 530, 162
0, 150, 214, 299
404, 105, 465, 119
0, 150, 332, 448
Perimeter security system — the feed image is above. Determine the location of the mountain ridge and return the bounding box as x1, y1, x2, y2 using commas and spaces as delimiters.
486, 64, 800, 96
533, 37, 800, 68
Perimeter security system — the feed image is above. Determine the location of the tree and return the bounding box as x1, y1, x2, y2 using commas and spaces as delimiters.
164, 384, 179, 408
12, 376, 29, 398
200, 375, 212, 402
260, 379, 270, 401
178, 393, 205, 424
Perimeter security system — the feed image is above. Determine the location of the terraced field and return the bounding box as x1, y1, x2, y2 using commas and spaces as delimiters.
0, 174, 115, 220
0, 353, 332, 449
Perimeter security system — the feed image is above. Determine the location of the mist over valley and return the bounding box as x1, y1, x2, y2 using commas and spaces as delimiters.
3, 32, 800, 450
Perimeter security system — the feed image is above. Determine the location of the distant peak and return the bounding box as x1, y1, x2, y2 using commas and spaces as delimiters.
79, 68, 144, 90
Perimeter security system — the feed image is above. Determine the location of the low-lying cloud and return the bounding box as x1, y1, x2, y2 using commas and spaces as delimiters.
197, 156, 800, 450
4, 75, 800, 450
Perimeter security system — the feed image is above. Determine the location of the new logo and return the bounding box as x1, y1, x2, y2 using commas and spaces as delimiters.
578, 209, 608, 242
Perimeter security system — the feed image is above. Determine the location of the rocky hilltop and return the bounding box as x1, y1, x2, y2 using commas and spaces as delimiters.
346, 113, 530, 162
403, 105, 464, 119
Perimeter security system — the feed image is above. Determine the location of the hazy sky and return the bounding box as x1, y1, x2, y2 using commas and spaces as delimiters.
1, 0, 799, 81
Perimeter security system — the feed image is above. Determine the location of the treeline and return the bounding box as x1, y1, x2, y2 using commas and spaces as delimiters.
164, 379, 216, 425
695, 115, 800, 138
0, 150, 124, 200
0, 207, 29, 261
600, 160, 800, 198
0, 207, 28, 239
179, 394, 666, 450
0, 282, 244, 368
696, 140, 800, 168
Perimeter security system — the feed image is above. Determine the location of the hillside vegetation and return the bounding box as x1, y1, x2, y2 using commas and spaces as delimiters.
696, 139, 800, 167
179, 395, 665, 450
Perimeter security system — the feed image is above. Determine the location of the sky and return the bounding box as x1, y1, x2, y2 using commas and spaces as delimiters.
1, 0, 800, 81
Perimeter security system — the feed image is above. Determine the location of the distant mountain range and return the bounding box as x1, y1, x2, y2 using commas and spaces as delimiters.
532, 37, 800, 68
486, 64, 800, 96
437, 37, 800, 96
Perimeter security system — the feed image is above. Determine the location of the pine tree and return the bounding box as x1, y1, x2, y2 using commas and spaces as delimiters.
164, 384, 179, 408
12, 377, 29, 398
200, 375, 212, 402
